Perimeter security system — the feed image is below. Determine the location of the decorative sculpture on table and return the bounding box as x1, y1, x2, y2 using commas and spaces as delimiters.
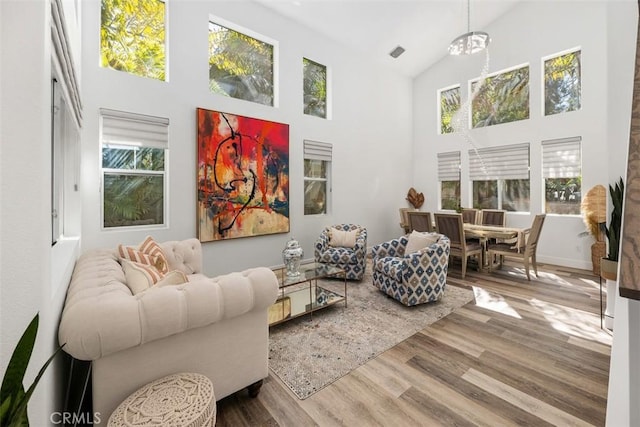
282, 238, 303, 277
406, 187, 424, 209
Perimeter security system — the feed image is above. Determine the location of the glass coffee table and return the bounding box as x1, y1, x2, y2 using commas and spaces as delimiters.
269, 262, 347, 326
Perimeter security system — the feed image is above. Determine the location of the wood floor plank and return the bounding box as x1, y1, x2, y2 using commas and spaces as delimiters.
214, 261, 610, 427
462, 368, 595, 427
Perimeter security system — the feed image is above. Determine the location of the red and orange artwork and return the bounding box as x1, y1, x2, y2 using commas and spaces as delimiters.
196, 108, 289, 242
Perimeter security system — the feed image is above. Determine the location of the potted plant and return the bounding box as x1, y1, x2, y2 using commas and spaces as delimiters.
601, 177, 625, 281
1, 313, 64, 427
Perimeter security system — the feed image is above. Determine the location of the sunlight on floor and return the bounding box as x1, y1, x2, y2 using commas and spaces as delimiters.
528, 298, 612, 345
472, 286, 522, 319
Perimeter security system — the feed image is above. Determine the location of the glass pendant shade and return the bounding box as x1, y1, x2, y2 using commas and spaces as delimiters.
448, 31, 490, 55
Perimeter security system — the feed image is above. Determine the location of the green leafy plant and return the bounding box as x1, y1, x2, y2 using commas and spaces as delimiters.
1, 314, 64, 427
604, 177, 625, 262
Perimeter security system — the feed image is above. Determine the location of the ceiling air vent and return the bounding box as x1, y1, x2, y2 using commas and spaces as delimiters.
389, 46, 405, 59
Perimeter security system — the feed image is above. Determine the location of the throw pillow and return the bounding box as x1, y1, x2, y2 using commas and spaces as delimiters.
118, 236, 169, 274
405, 231, 440, 254
155, 270, 189, 288
328, 227, 358, 248
121, 259, 164, 295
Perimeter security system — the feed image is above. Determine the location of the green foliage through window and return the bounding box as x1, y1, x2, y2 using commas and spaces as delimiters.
303, 58, 327, 118
103, 146, 165, 227
100, 0, 166, 81
472, 179, 530, 212
209, 22, 274, 106
440, 87, 460, 134
545, 177, 581, 215
304, 159, 328, 215
544, 50, 581, 116
471, 66, 529, 128
441, 181, 460, 210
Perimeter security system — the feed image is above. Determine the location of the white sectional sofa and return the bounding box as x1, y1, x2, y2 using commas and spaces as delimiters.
58, 238, 278, 424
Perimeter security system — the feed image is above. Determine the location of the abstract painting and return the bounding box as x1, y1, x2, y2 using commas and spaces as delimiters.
197, 108, 289, 242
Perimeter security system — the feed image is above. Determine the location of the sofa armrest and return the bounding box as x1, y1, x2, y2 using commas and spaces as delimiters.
59, 265, 278, 361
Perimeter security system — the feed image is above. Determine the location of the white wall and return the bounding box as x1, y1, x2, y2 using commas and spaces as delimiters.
412, 0, 636, 270
606, 1, 640, 425
1, 0, 83, 425
79, 0, 413, 276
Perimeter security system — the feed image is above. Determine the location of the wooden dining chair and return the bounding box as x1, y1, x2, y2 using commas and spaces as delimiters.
434, 213, 483, 279
461, 208, 479, 224
399, 208, 416, 233
407, 211, 434, 233
479, 209, 506, 226
487, 214, 546, 280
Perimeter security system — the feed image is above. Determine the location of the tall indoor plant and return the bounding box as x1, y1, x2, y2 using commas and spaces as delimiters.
601, 177, 625, 281
1, 313, 64, 427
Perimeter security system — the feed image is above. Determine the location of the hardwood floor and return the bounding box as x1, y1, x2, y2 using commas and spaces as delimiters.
215, 259, 612, 426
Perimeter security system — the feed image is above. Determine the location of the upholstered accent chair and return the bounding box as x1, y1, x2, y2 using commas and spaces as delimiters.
314, 224, 368, 280
371, 232, 450, 306
434, 213, 483, 279
488, 214, 546, 280
407, 211, 434, 232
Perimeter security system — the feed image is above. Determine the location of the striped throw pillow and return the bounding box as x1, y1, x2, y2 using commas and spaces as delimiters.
121, 259, 164, 295
118, 236, 169, 274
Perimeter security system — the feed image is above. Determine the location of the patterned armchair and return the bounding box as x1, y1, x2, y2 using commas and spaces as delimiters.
371, 233, 450, 306
314, 224, 367, 280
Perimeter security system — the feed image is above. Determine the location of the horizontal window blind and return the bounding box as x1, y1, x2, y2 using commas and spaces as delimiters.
469, 143, 530, 180
304, 140, 332, 161
542, 136, 582, 178
100, 108, 169, 149
437, 151, 461, 181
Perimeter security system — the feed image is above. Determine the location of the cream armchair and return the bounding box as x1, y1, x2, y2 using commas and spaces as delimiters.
371, 233, 450, 306
314, 224, 367, 280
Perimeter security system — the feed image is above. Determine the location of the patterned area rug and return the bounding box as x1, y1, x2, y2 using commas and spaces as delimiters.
268, 264, 474, 399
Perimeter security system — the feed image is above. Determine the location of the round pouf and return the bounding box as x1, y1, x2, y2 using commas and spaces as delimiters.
107, 372, 215, 427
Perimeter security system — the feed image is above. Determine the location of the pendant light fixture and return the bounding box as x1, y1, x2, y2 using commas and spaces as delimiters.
448, 0, 490, 55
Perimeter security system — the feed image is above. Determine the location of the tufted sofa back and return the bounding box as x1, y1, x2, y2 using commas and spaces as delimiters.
160, 238, 202, 274
58, 238, 278, 361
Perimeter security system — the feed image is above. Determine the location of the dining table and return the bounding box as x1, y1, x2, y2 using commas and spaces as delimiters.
463, 223, 528, 270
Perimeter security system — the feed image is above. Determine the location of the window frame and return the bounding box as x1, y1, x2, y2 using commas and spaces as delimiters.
437, 151, 461, 210
208, 15, 279, 107
100, 109, 169, 230
542, 136, 582, 216
438, 85, 461, 135
303, 57, 328, 119
469, 63, 530, 128
303, 140, 332, 216
542, 47, 582, 117
100, 0, 168, 81
468, 143, 531, 212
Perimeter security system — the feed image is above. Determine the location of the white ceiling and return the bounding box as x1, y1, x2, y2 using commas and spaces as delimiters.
255, 0, 523, 77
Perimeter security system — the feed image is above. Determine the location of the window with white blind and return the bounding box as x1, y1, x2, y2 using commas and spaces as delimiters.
437, 151, 461, 210
469, 143, 530, 211
304, 140, 332, 215
542, 136, 582, 215
100, 109, 168, 228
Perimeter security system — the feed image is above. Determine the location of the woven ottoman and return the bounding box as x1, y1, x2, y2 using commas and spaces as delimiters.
107, 372, 215, 427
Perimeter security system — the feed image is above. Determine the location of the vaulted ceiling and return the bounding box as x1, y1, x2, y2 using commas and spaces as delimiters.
255, 0, 523, 77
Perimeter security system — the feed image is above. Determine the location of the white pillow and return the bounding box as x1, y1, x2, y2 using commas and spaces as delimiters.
405, 231, 439, 254
121, 259, 163, 295
328, 227, 358, 248
155, 270, 189, 288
